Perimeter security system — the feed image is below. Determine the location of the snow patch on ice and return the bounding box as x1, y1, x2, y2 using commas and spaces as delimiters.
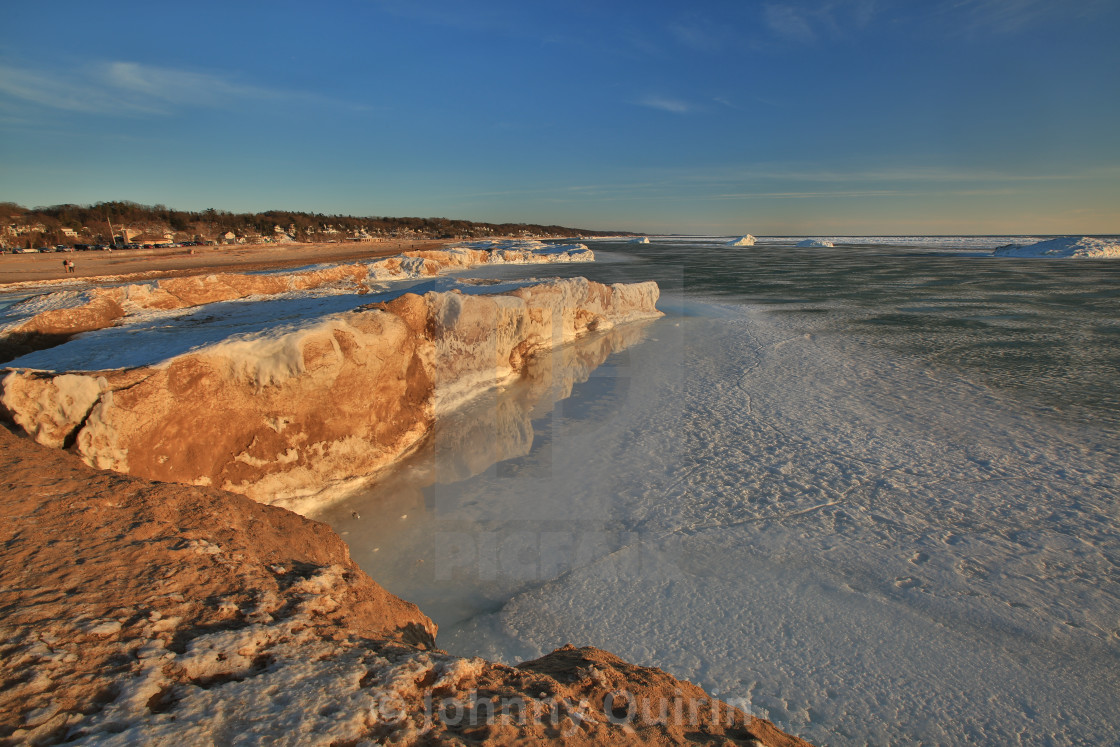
796, 239, 835, 247
0, 289, 98, 334
1, 278, 547, 373
0, 371, 108, 448
203, 317, 352, 389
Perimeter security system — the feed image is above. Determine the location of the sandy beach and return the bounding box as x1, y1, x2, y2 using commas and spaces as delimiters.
0, 239, 455, 287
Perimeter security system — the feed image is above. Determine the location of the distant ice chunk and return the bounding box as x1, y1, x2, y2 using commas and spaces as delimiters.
797, 239, 835, 248
728, 235, 756, 246
992, 236, 1120, 258
630, 237, 650, 244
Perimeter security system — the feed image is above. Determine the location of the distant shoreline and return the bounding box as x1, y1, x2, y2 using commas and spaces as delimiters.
0, 238, 460, 288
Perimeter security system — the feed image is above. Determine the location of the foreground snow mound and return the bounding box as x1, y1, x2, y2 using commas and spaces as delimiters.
1, 278, 662, 508
728, 235, 757, 246
796, 239, 835, 248
993, 236, 1120, 258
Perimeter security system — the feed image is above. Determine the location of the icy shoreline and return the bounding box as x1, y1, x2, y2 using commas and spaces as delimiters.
0, 240, 594, 357
1, 275, 662, 511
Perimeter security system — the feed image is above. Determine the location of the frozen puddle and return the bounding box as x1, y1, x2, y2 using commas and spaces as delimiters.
321, 296, 1119, 746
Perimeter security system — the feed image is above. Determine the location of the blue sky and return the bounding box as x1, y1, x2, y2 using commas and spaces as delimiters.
1, 0, 1118, 234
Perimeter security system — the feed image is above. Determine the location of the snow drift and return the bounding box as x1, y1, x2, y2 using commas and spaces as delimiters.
992, 236, 1120, 258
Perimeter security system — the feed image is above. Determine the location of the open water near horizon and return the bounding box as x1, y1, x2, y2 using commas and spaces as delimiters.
321, 237, 1120, 745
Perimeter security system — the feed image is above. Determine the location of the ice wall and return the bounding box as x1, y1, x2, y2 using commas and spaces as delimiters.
0, 241, 595, 348
1, 278, 661, 510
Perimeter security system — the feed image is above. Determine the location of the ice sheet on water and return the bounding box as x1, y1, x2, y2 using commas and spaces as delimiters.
588, 235, 1051, 250
346, 297, 1119, 745
818, 235, 1049, 249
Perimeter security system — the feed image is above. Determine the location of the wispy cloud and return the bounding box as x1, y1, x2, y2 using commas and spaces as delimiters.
943, 0, 1086, 33
717, 189, 904, 199
764, 4, 817, 42
665, 11, 751, 54
634, 95, 693, 114
762, 0, 880, 43
668, 20, 716, 51
0, 61, 337, 116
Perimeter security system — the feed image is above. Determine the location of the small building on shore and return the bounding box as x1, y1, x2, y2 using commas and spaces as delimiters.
132, 233, 174, 247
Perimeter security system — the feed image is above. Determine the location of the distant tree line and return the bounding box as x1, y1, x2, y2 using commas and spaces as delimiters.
0, 201, 628, 248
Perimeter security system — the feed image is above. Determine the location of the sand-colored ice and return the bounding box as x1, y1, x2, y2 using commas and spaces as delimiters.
1, 277, 661, 509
